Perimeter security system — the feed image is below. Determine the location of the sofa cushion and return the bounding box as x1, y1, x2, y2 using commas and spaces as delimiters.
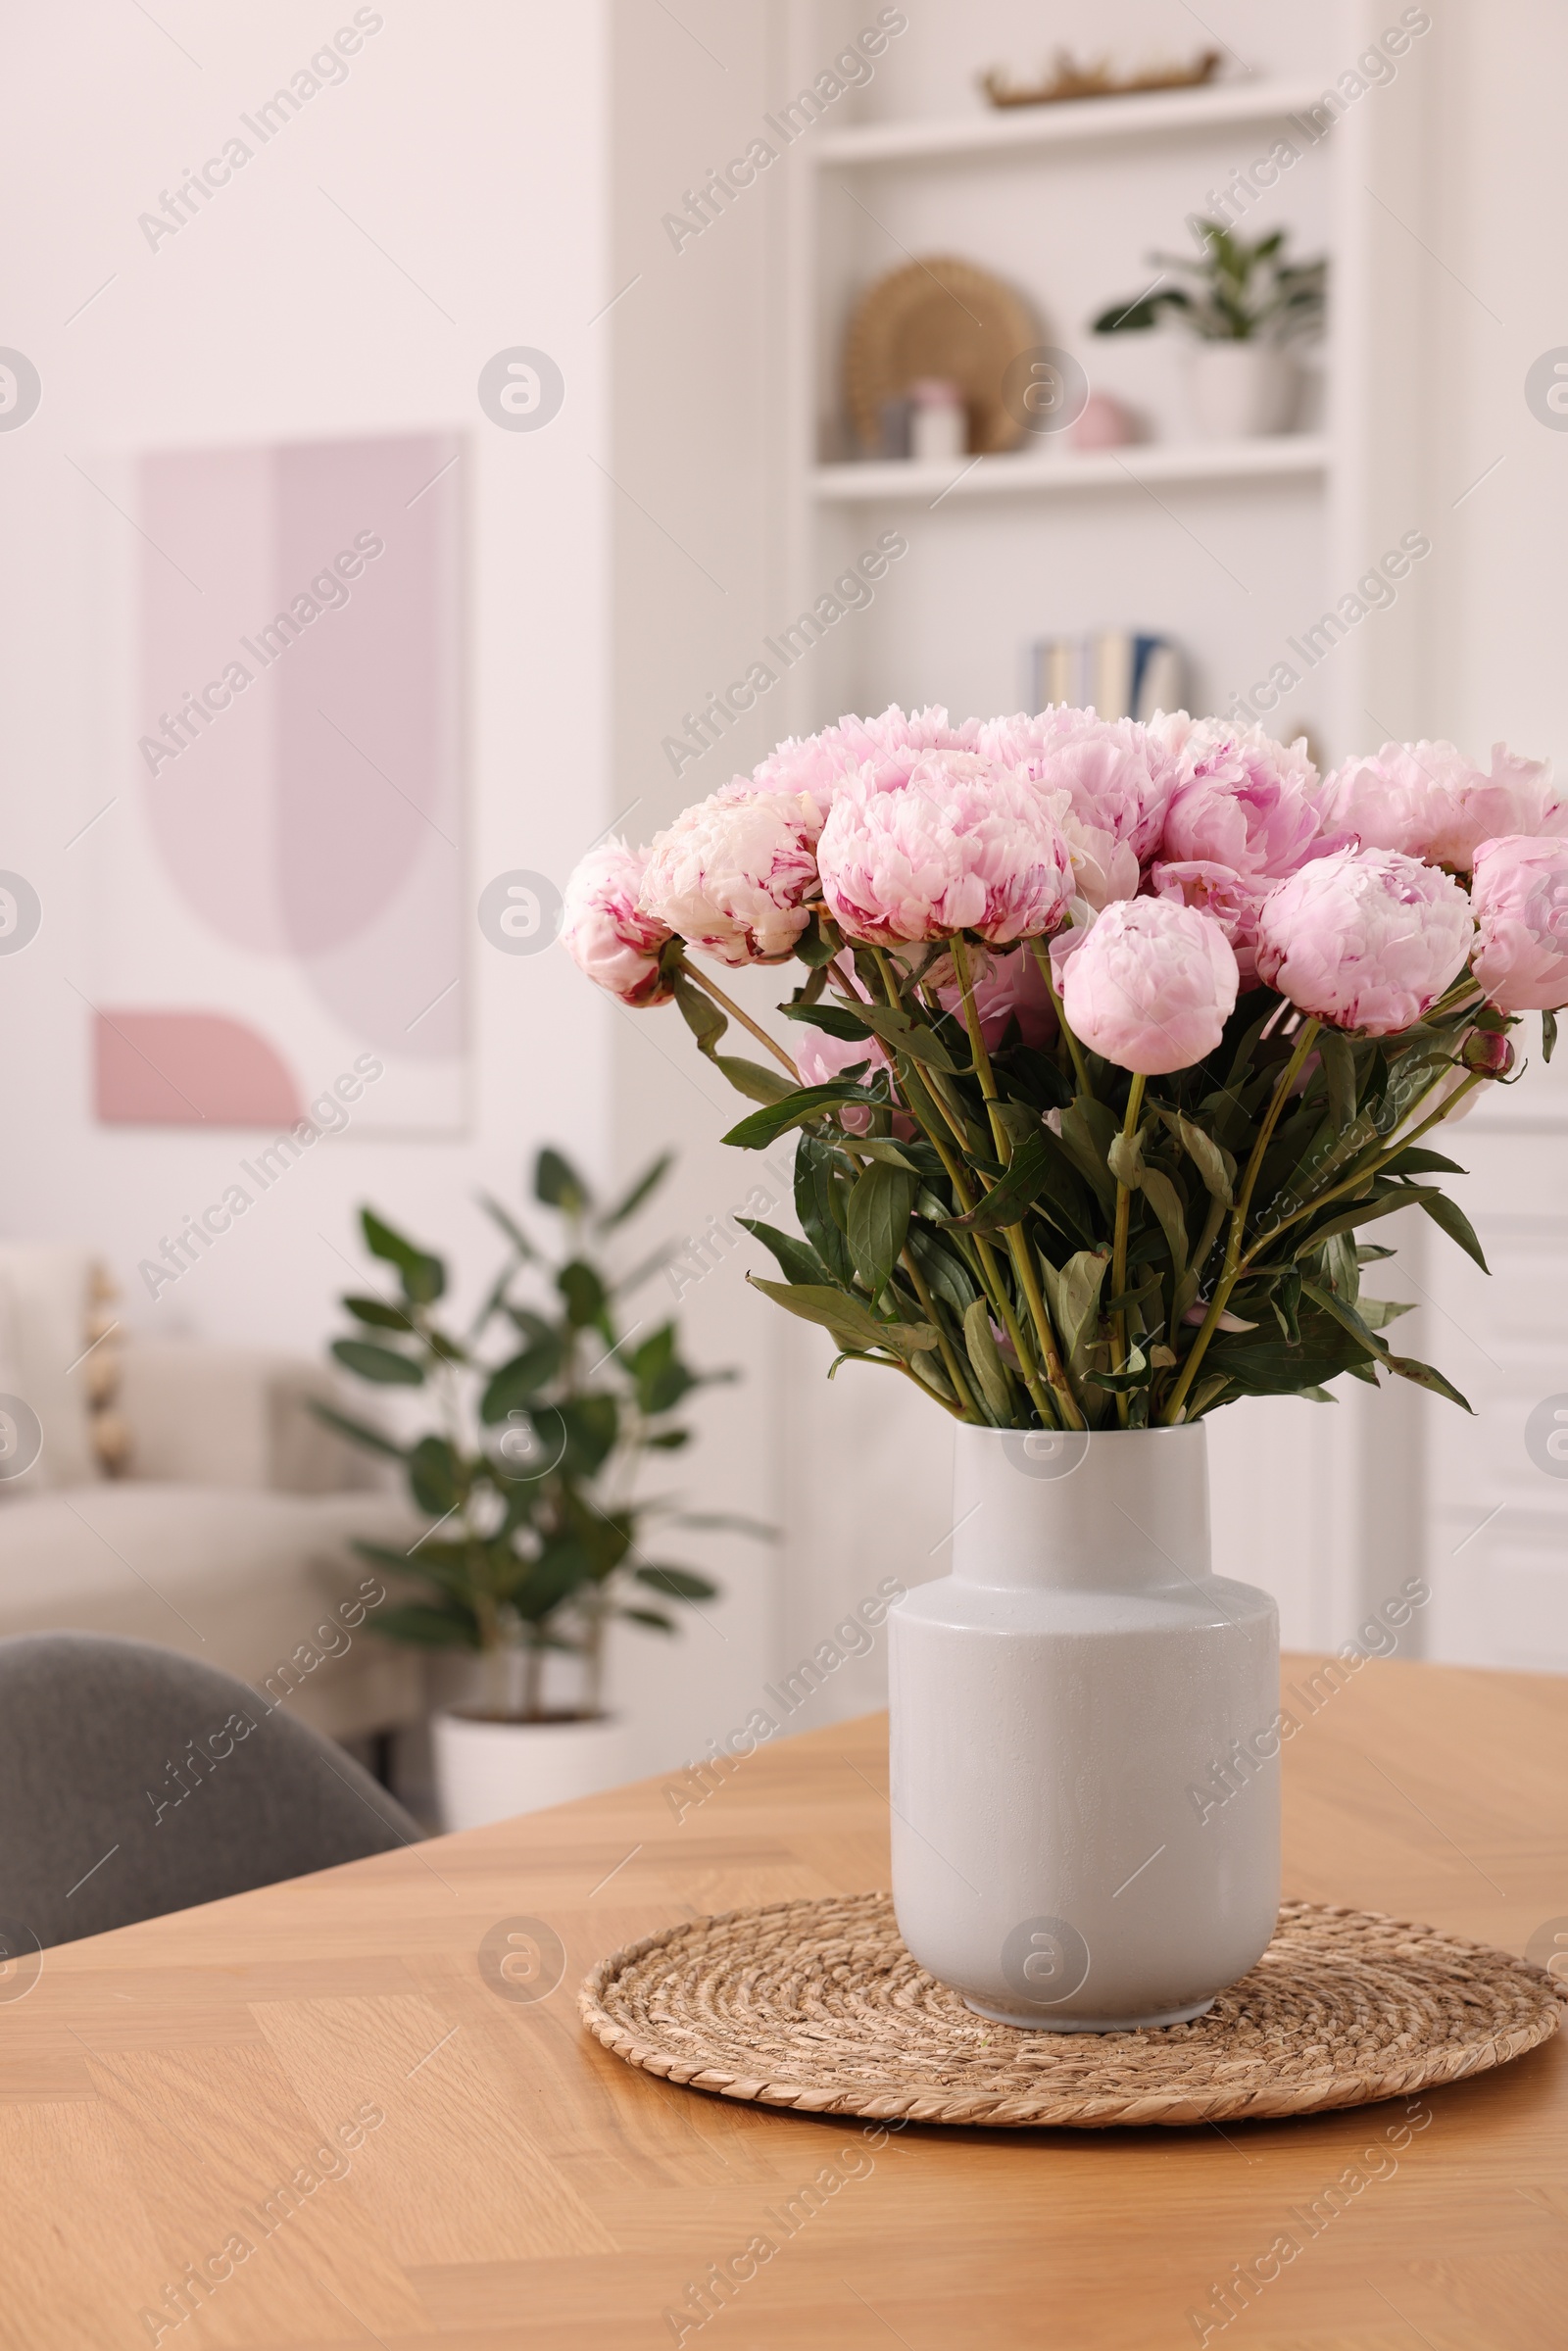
116, 1339, 383, 1494
0, 1245, 98, 1494
0, 1485, 426, 1739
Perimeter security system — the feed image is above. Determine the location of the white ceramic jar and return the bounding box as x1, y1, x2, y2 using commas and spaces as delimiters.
888, 1423, 1280, 2031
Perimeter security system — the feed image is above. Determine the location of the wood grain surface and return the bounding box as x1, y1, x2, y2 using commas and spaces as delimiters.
3, 1655, 1564, 2351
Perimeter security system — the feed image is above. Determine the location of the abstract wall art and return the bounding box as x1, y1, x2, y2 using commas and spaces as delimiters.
92, 430, 466, 1131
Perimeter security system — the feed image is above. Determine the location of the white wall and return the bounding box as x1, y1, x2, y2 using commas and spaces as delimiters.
0, 0, 651, 1726
0, 0, 614, 1327
4, 0, 1563, 1779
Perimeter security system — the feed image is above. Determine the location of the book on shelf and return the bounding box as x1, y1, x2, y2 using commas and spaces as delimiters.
1026, 631, 1184, 721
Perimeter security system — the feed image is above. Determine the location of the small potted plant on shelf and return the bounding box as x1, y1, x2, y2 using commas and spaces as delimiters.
318, 1147, 751, 1831
1094, 219, 1327, 441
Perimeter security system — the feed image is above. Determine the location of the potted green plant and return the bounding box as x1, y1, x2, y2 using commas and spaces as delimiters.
318, 1147, 751, 1829
1094, 220, 1327, 440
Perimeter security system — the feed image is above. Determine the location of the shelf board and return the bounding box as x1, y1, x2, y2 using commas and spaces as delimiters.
810, 435, 1330, 504
813, 80, 1325, 168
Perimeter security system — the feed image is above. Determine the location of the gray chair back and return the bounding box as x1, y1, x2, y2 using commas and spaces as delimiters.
0, 1632, 421, 1950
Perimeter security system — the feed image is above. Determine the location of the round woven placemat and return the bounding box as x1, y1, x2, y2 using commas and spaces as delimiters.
579, 1891, 1563, 2129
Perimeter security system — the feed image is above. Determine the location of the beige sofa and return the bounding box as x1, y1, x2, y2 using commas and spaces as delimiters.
0, 1249, 423, 1742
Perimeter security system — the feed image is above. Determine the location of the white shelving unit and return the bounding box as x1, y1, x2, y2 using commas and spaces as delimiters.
811, 434, 1331, 504
775, 0, 1437, 1657
815, 77, 1329, 167
776, 1, 1426, 774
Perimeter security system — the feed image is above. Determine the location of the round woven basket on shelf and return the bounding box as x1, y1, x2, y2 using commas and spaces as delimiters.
844, 257, 1041, 456
579, 1890, 1562, 2130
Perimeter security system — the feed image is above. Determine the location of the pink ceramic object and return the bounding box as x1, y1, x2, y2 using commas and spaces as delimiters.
1071, 392, 1138, 451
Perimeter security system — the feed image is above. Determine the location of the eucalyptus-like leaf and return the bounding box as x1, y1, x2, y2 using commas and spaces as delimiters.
1298, 1276, 1388, 1360
715, 1054, 799, 1106
940, 1135, 1050, 1235
735, 1216, 827, 1288
1163, 1113, 1234, 1205
308, 1399, 407, 1460
596, 1151, 673, 1232
855, 1001, 967, 1073
361, 1208, 445, 1305
330, 1338, 425, 1387
1317, 1026, 1358, 1135
1038, 1248, 1110, 1384
747, 1274, 938, 1356
1056, 1099, 1117, 1209
722, 1080, 885, 1151
1413, 1187, 1489, 1272
961, 1298, 1012, 1421
342, 1295, 416, 1332
847, 1159, 916, 1298
1386, 1353, 1474, 1412
795, 1134, 858, 1289
1136, 1167, 1190, 1283
535, 1146, 593, 1215
1106, 1130, 1145, 1187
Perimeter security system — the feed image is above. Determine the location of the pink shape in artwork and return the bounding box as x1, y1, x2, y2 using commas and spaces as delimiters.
95, 1011, 303, 1127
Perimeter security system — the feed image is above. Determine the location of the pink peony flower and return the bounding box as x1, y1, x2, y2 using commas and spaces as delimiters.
817, 751, 1074, 948
1152, 713, 1325, 882
1469, 833, 1568, 1012
1254, 846, 1474, 1034
638, 786, 821, 966
560, 838, 673, 1006
981, 706, 1173, 894
794, 1020, 889, 1092
750, 706, 979, 819
929, 941, 1057, 1051
794, 958, 890, 1092
1150, 858, 1273, 983
822, 703, 981, 779
1323, 740, 1563, 872
747, 731, 865, 814
1055, 898, 1240, 1074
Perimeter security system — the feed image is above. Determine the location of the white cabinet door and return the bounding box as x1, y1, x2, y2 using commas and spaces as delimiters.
1425, 1066, 1568, 1670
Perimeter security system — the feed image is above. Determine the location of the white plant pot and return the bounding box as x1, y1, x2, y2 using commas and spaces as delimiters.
888, 1424, 1280, 2032
431, 1710, 627, 1833
1185, 342, 1298, 440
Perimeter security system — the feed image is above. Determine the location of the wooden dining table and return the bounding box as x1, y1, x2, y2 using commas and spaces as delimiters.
4, 1654, 1564, 2350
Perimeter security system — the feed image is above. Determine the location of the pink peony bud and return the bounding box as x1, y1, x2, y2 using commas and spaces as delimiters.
1149, 857, 1272, 983
1323, 741, 1563, 872
1469, 833, 1568, 1012
1459, 1026, 1515, 1076
929, 941, 1056, 1051
1153, 714, 1325, 882
638, 785, 821, 966
561, 839, 673, 1006
1254, 846, 1474, 1035
816, 751, 1074, 948
1055, 897, 1240, 1075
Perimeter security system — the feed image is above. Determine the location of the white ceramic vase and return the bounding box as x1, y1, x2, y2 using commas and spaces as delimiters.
888, 1424, 1280, 2032
430, 1711, 626, 1833
1185, 341, 1298, 439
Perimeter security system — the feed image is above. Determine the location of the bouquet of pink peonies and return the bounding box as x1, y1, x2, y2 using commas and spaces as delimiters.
562, 707, 1568, 1432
